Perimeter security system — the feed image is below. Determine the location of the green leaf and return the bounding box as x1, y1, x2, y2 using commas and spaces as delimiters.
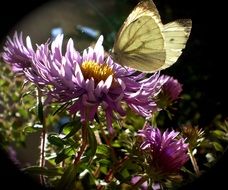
96, 144, 111, 157
97, 158, 112, 166
100, 166, 108, 175
23, 126, 38, 134
22, 166, 63, 176
119, 168, 130, 179
55, 147, 75, 164
53, 101, 72, 116
37, 100, 44, 124
181, 166, 196, 176
87, 126, 97, 158
48, 135, 65, 148
18, 108, 29, 118
125, 161, 140, 171
56, 164, 79, 190
63, 119, 82, 139
212, 141, 224, 152
211, 130, 226, 138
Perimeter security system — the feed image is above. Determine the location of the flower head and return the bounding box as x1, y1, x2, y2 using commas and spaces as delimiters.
138, 125, 189, 179
2, 32, 166, 133
154, 75, 182, 109
181, 124, 204, 150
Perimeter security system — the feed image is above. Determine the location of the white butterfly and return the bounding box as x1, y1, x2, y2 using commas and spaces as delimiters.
112, 0, 192, 73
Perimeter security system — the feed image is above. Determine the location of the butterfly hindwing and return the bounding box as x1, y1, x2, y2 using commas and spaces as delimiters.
161, 19, 192, 69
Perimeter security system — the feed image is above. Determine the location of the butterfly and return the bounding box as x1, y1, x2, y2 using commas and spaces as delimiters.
112, 0, 192, 73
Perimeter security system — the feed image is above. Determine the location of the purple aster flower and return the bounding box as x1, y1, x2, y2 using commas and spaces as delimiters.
154, 75, 182, 109
138, 125, 189, 178
2, 32, 35, 73
2, 32, 166, 133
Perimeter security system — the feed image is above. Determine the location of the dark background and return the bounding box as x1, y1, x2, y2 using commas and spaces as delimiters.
0, 0, 226, 189
0, 1, 52, 189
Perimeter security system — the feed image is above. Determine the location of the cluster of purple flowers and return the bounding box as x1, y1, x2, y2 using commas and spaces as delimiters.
2, 32, 189, 186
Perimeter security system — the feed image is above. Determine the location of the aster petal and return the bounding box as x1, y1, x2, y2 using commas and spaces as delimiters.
94, 80, 104, 97
26, 36, 34, 52
94, 35, 103, 49
86, 47, 95, 61
85, 79, 97, 102
94, 35, 104, 63
65, 38, 81, 64
74, 63, 85, 87
82, 94, 97, 107
116, 78, 126, 91
51, 34, 63, 60
103, 75, 113, 94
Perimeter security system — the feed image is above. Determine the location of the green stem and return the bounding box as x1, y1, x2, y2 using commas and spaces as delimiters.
150, 112, 158, 127
100, 124, 117, 162
132, 175, 148, 189
37, 88, 46, 185
74, 122, 88, 165
97, 156, 129, 190
188, 148, 201, 176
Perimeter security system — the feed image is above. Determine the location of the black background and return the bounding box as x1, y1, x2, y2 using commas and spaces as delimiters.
0, 0, 226, 189
0, 1, 55, 189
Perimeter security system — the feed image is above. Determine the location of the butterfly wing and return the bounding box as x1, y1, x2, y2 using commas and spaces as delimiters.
161, 19, 192, 70
113, 0, 166, 73
116, 0, 162, 35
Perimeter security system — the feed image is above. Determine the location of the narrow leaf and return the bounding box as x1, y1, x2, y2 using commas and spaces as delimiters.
48, 135, 65, 147
37, 100, 44, 124
55, 147, 74, 164
53, 101, 72, 116
63, 119, 82, 139
96, 144, 111, 157
22, 166, 63, 176
87, 126, 97, 158
212, 141, 224, 152
211, 130, 225, 138
56, 164, 79, 190
23, 126, 38, 134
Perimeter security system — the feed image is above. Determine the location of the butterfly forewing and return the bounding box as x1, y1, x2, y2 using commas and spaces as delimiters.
113, 1, 166, 73
119, 0, 162, 30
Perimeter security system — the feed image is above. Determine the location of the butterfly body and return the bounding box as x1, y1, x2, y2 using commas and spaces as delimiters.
112, 0, 192, 73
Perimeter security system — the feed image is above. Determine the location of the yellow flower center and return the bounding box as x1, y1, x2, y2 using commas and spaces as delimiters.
80, 61, 114, 85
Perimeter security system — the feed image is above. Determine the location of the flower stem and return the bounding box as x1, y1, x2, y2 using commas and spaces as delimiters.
188, 148, 201, 176
37, 88, 46, 185
150, 112, 158, 127
74, 122, 88, 165
132, 175, 148, 189
97, 156, 129, 190
39, 127, 47, 184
